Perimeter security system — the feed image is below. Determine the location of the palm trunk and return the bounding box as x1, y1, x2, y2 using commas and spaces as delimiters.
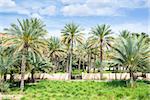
82, 60, 85, 72
20, 54, 26, 91
129, 69, 134, 87
4, 73, 7, 81
69, 38, 73, 79
87, 54, 90, 73
100, 39, 103, 79
66, 54, 69, 72
78, 58, 81, 73
31, 69, 35, 83
94, 52, 96, 73
89, 51, 92, 73
115, 67, 117, 80
10, 70, 14, 82
54, 56, 57, 73
56, 57, 59, 71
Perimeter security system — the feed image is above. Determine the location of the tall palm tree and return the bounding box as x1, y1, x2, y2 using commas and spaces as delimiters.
61, 23, 84, 79
90, 24, 112, 79
4, 18, 47, 90
112, 34, 150, 87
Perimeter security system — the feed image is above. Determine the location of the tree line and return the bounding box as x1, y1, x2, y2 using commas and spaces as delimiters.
0, 18, 149, 91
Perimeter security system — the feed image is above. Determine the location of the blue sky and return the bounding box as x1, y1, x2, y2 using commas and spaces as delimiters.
0, 0, 149, 37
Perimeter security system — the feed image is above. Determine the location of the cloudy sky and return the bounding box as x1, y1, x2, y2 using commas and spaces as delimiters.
0, 0, 149, 37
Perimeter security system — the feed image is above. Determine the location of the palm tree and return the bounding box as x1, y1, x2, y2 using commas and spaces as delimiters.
120, 30, 130, 39
112, 34, 150, 87
28, 52, 52, 82
90, 24, 112, 79
75, 44, 86, 73
47, 37, 64, 72
0, 47, 16, 81
4, 18, 47, 90
61, 23, 84, 79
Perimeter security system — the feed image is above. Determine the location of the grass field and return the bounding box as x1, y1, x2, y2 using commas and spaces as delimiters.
8, 80, 150, 100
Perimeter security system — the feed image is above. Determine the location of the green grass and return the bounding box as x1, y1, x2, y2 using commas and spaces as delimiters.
9, 80, 150, 100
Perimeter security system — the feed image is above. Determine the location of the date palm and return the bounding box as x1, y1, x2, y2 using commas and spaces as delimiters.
112, 34, 150, 87
0, 47, 16, 81
4, 18, 47, 90
61, 23, 84, 79
61, 43, 70, 72
28, 52, 52, 82
47, 37, 64, 71
90, 24, 112, 79
120, 30, 130, 39
75, 43, 87, 73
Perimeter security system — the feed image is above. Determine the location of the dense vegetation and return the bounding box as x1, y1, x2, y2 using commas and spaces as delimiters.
0, 18, 150, 93
8, 80, 150, 100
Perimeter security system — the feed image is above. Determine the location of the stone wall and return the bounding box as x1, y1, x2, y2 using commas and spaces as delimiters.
82, 73, 150, 80
2, 73, 150, 81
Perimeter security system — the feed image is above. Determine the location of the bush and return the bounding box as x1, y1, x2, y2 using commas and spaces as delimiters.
0, 82, 10, 93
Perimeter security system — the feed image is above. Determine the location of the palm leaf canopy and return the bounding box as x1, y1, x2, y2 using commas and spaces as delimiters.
112, 34, 150, 72
89, 24, 113, 49
61, 23, 84, 45
4, 18, 47, 56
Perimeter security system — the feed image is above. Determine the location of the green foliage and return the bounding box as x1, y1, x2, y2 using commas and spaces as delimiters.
72, 69, 82, 75
0, 46, 17, 78
9, 80, 150, 100
47, 37, 64, 58
0, 82, 10, 93
89, 24, 113, 50
112, 34, 150, 72
61, 22, 84, 45
4, 18, 48, 89
0, 18, 150, 93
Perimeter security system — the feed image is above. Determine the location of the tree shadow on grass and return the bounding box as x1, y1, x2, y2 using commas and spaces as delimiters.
105, 80, 128, 87
136, 80, 150, 84
105, 80, 150, 87
9, 80, 40, 92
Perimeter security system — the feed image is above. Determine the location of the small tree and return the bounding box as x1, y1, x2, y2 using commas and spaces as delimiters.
112, 34, 150, 87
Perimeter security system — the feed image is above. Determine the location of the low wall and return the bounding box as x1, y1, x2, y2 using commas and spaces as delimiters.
39, 73, 69, 80
82, 73, 150, 80
82, 73, 129, 80
2, 73, 150, 81
4, 73, 69, 80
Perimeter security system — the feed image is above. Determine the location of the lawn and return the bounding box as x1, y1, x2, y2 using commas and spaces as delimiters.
8, 80, 150, 100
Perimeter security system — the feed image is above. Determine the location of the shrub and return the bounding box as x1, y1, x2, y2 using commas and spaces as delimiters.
0, 82, 10, 93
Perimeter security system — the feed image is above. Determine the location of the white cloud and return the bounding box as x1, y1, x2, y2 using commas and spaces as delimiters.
0, 0, 57, 17
0, 0, 30, 15
86, 0, 148, 8
61, 0, 148, 16
46, 30, 61, 38
61, 4, 122, 16
61, 4, 92, 16
0, 7, 30, 15
0, 0, 16, 7
39, 6, 56, 16
61, 0, 84, 4
112, 22, 149, 34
